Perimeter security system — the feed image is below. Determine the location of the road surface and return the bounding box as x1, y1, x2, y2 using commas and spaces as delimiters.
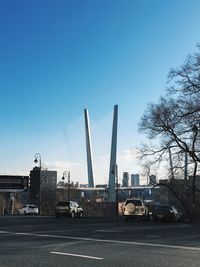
0, 216, 200, 266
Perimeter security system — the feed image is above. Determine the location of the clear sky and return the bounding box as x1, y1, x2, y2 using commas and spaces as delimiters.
1, 0, 200, 185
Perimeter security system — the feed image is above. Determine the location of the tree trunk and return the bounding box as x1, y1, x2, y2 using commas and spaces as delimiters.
191, 161, 198, 221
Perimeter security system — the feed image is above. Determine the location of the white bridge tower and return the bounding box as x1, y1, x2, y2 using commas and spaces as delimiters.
84, 109, 94, 188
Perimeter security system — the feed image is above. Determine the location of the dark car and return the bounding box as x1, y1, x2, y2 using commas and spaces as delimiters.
55, 201, 83, 218
151, 204, 180, 222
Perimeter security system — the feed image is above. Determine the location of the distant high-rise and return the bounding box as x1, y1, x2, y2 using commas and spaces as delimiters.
149, 175, 156, 184
122, 172, 129, 187
131, 174, 140, 186
84, 109, 94, 188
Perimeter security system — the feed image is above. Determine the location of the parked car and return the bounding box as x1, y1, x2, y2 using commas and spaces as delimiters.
151, 204, 180, 222
123, 198, 148, 220
55, 201, 83, 218
18, 204, 39, 215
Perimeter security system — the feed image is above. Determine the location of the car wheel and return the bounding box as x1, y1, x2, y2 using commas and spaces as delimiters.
124, 215, 131, 221
24, 211, 26, 215
153, 216, 158, 222
71, 212, 75, 218
144, 214, 149, 221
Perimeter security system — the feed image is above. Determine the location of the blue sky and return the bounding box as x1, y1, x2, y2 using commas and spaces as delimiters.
1, 0, 200, 184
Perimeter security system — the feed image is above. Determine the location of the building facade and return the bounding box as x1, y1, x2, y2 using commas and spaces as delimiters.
131, 174, 140, 186
29, 167, 57, 215
122, 172, 129, 187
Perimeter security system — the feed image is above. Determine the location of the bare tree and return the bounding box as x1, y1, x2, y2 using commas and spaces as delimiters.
138, 45, 200, 220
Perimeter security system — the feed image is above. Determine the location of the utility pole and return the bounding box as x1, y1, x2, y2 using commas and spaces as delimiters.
62, 171, 71, 201
110, 164, 119, 217
114, 164, 119, 218
68, 171, 70, 201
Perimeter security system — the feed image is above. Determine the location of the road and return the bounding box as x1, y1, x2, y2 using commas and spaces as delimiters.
0, 216, 200, 267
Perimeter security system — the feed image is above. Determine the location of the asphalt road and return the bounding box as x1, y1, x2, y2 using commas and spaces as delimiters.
1, 216, 200, 267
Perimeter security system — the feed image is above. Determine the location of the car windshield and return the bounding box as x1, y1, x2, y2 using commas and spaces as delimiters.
56, 202, 70, 207
125, 200, 142, 206
154, 205, 171, 211
29, 205, 37, 209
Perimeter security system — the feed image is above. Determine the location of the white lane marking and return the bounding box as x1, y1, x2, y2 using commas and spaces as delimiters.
1, 231, 200, 252
50, 251, 104, 260
95, 230, 122, 233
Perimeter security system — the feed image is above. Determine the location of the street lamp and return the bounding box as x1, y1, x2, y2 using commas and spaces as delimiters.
34, 153, 41, 169
62, 171, 70, 201
34, 153, 42, 215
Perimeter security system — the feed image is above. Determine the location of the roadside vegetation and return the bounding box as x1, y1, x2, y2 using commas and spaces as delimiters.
139, 44, 200, 221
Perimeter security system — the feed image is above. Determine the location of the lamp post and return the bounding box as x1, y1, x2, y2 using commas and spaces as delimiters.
115, 165, 119, 218
34, 153, 42, 215
62, 171, 70, 201
34, 153, 42, 169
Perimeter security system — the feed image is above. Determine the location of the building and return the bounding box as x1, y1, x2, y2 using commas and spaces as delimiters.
29, 167, 57, 215
95, 184, 107, 188
0, 175, 29, 214
76, 185, 154, 203
131, 174, 140, 186
79, 184, 89, 188
122, 172, 129, 187
149, 175, 157, 184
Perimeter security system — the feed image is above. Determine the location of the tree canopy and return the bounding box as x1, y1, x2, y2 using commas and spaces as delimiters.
139, 45, 200, 176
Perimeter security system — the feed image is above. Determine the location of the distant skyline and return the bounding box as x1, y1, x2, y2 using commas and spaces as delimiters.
1, 0, 200, 184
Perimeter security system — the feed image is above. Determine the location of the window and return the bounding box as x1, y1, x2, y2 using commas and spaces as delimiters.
56, 202, 70, 207
125, 199, 142, 206
74, 202, 79, 208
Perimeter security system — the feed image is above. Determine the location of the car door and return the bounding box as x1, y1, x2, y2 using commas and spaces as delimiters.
21, 205, 27, 214
70, 201, 75, 214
